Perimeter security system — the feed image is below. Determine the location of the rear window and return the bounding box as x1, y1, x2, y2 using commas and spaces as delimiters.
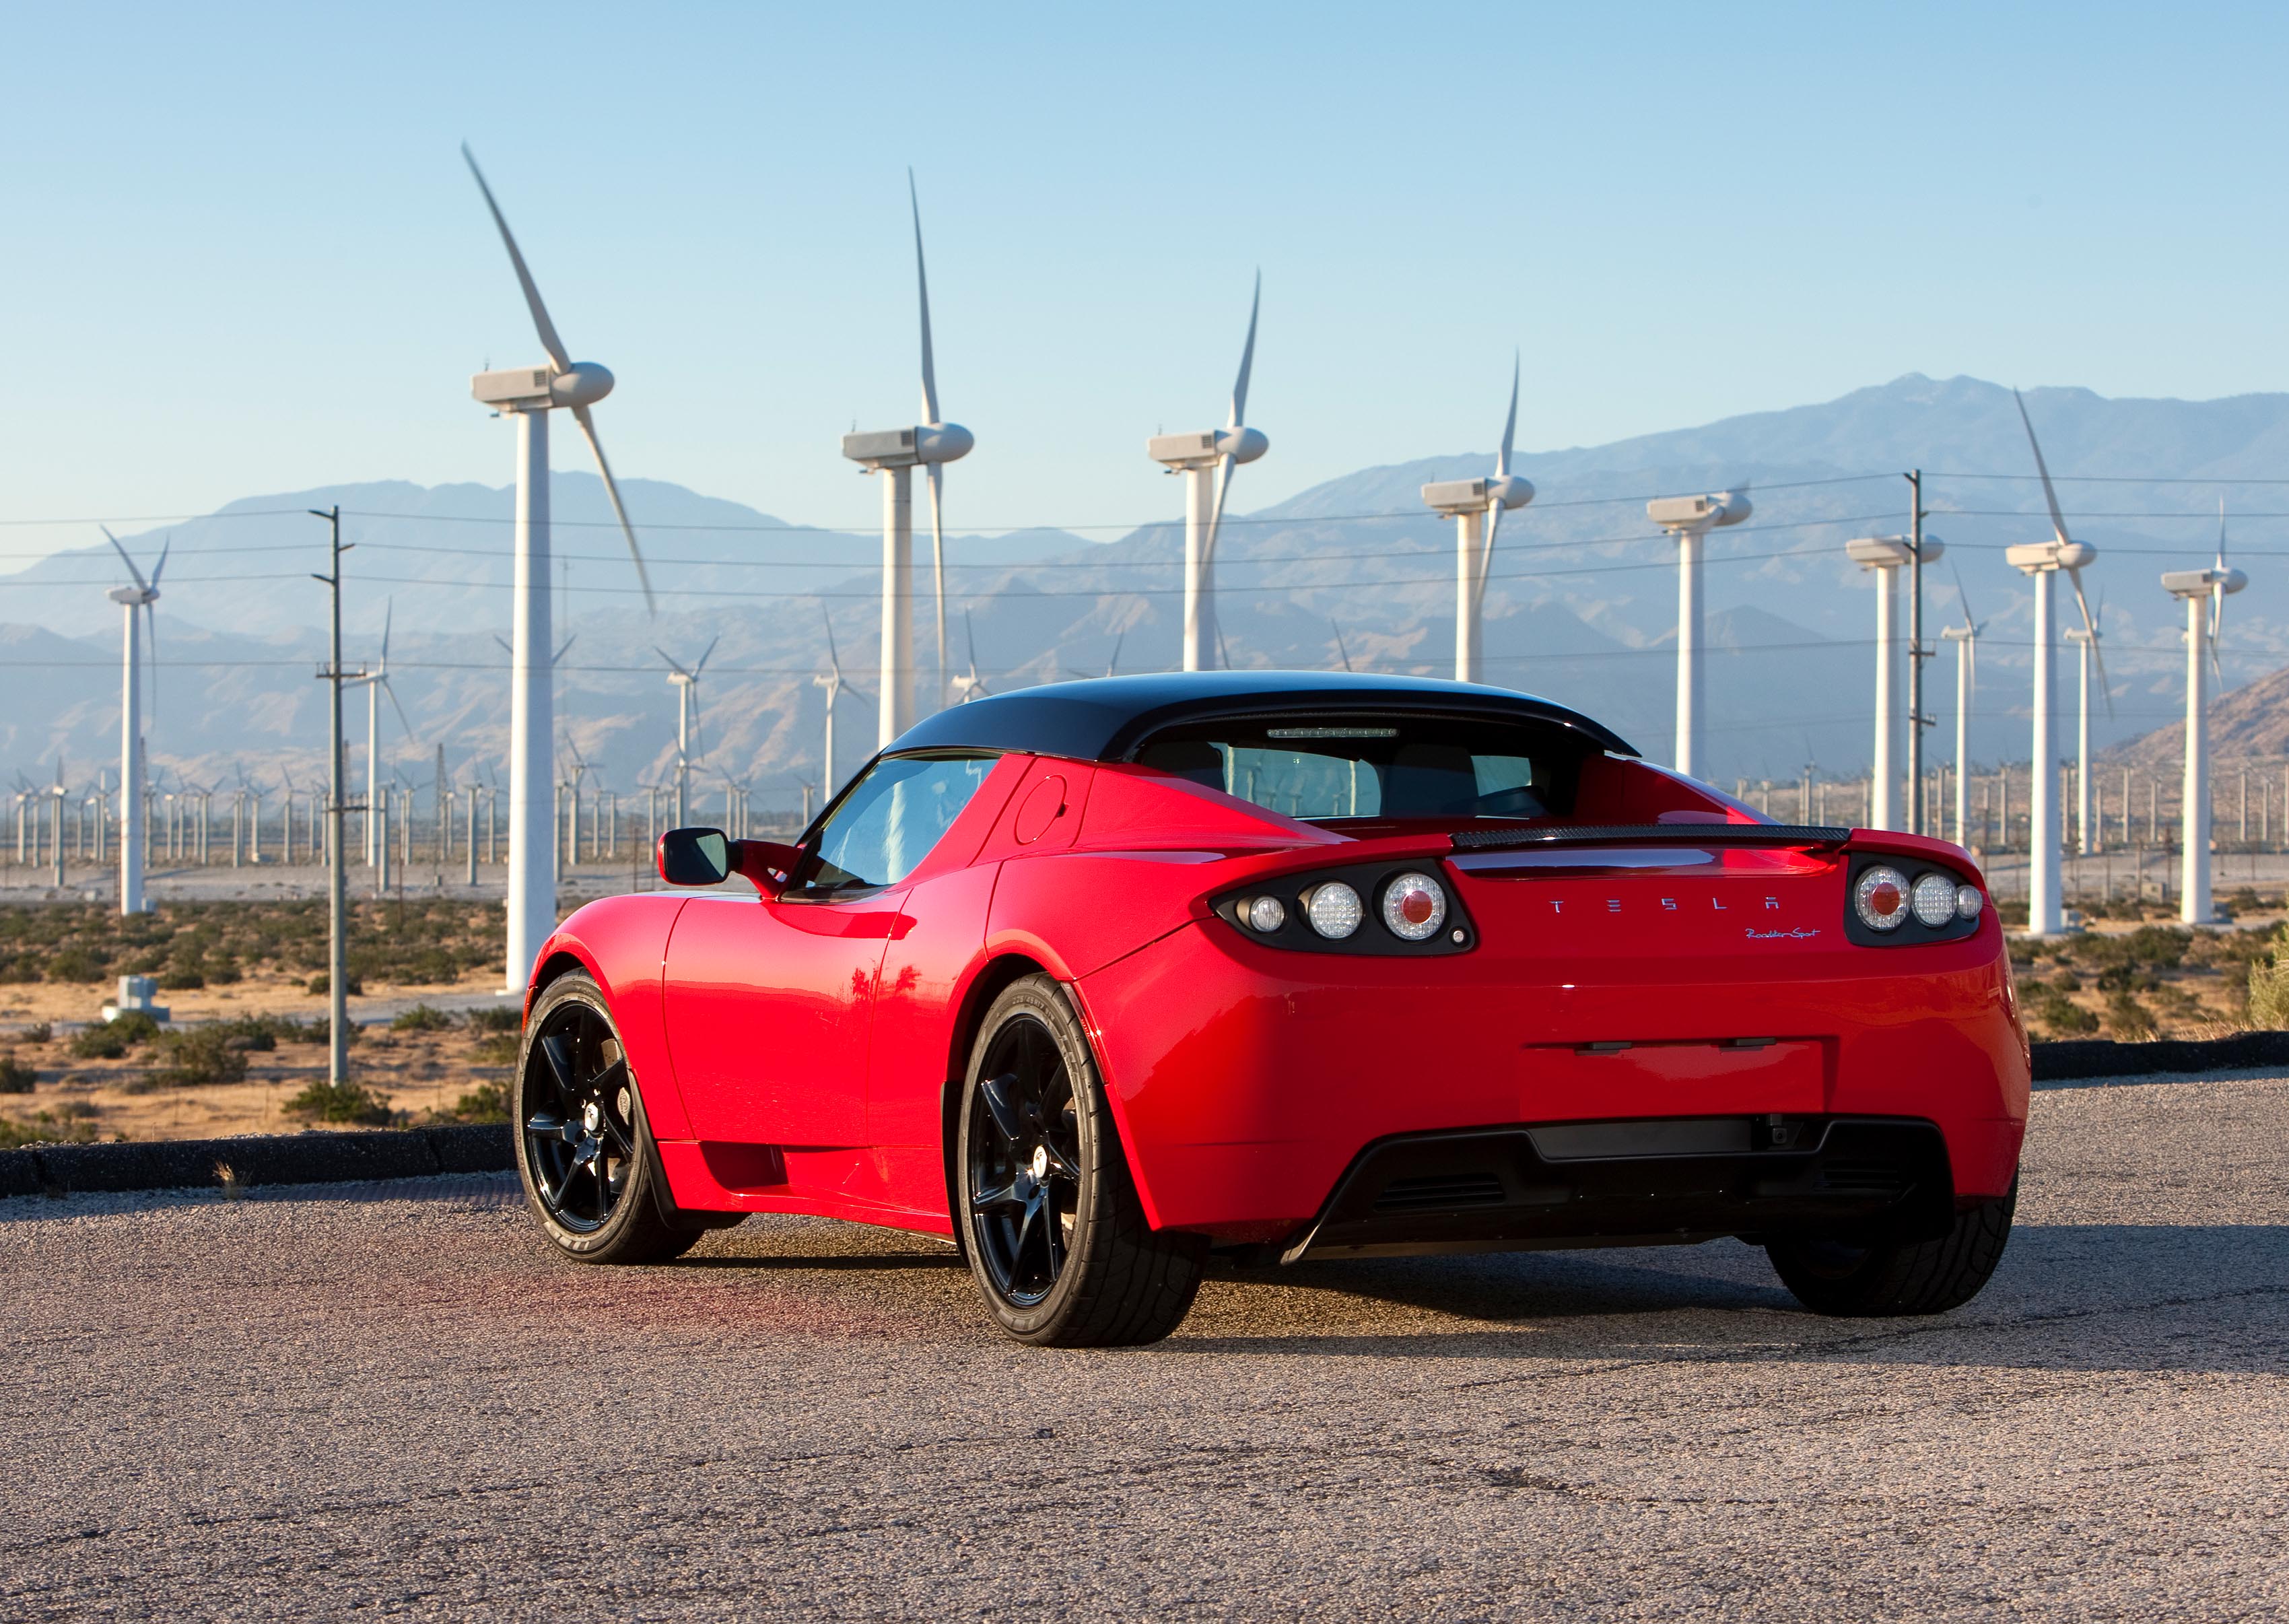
1133, 718, 1581, 821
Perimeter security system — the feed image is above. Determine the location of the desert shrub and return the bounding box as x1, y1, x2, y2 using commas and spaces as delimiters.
443, 1079, 510, 1124
22, 1021, 50, 1044
471, 1033, 520, 1065
159, 966, 207, 990
306, 971, 364, 996
283, 1081, 393, 1125
2105, 992, 2158, 1041
392, 1003, 454, 1033
0, 1053, 34, 1093
45, 948, 107, 983
465, 1005, 521, 1034
108, 1011, 162, 1043
2030, 992, 2098, 1038
2249, 924, 2289, 1029
67, 1024, 130, 1060
144, 1027, 250, 1089
0, 1113, 103, 1150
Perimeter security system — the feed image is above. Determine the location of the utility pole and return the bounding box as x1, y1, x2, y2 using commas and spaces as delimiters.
309, 506, 352, 1089
1905, 470, 1927, 836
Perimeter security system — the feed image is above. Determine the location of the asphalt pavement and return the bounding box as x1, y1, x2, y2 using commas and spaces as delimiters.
3, 1077, 2286, 1620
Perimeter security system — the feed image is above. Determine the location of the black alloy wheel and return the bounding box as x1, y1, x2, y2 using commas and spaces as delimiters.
514, 972, 712, 1264
956, 975, 1206, 1347
967, 1017, 1083, 1307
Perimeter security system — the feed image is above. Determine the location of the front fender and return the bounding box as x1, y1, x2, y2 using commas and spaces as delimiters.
526, 893, 692, 1140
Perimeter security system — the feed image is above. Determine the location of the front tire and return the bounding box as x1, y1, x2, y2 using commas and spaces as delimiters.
514, 971, 702, 1266
1767, 1178, 2017, 1316
957, 975, 1205, 1347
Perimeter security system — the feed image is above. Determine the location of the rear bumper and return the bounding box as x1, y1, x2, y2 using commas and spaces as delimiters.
1280, 1114, 1956, 1262
1074, 918, 2029, 1243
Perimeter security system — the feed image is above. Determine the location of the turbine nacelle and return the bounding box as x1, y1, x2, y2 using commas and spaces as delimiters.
106, 585, 159, 607
1647, 490, 1752, 533
1148, 426, 1269, 470
842, 421, 976, 470
1845, 535, 1946, 569
2006, 540, 2096, 573
471, 360, 615, 411
2162, 566, 2247, 599
1423, 474, 1536, 516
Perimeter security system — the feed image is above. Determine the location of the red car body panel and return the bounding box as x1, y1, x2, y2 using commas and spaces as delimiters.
526, 675, 2031, 1258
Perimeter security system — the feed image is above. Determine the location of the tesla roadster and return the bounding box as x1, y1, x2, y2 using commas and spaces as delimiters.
511, 673, 2026, 1346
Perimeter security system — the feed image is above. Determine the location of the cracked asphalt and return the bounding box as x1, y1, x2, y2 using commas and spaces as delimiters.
4, 1077, 2286, 1621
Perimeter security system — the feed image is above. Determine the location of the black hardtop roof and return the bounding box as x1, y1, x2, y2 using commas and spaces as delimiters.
887, 671, 1638, 762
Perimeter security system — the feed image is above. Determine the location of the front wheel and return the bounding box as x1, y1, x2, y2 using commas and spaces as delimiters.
1767, 1178, 2017, 1316
957, 975, 1206, 1347
514, 971, 704, 1265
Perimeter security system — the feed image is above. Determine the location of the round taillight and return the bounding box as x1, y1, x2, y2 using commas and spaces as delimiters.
1304, 881, 1363, 939
1911, 872, 1958, 928
1956, 884, 1984, 922
1380, 872, 1447, 941
1243, 895, 1286, 933
1854, 865, 1909, 932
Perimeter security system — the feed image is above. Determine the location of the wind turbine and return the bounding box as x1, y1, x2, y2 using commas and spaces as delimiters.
815, 609, 852, 799
353, 601, 416, 865
1942, 564, 1986, 848
2004, 389, 2103, 936
2063, 588, 2113, 854
99, 527, 165, 914
1422, 356, 1536, 683
1845, 534, 1946, 832
462, 143, 655, 990
2161, 503, 2248, 925
951, 612, 990, 703
1646, 486, 1753, 779
1149, 273, 1268, 672
656, 636, 717, 826
842, 172, 975, 744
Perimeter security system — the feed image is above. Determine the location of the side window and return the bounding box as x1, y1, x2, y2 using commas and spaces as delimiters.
794, 754, 998, 895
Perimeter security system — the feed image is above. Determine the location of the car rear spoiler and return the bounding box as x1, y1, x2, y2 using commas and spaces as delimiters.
1450, 823, 1854, 852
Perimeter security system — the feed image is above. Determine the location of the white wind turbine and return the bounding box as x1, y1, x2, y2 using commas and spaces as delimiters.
656, 636, 717, 827
463, 143, 655, 989
1149, 273, 1268, 673
2004, 389, 2104, 936
1422, 356, 1535, 683
352, 601, 417, 866
1942, 564, 1987, 848
1646, 485, 1753, 780
1845, 533, 1946, 832
842, 172, 974, 745
2161, 502, 2248, 925
814, 609, 853, 798
99, 527, 166, 914
951, 612, 990, 703
2063, 587, 2113, 854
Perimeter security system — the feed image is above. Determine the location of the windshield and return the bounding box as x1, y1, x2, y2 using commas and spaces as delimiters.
793, 753, 998, 893
1134, 718, 1581, 821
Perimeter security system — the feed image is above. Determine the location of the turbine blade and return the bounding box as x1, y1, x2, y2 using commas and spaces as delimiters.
1950, 560, 1978, 630
570, 403, 656, 615
910, 168, 939, 425
1203, 454, 1235, 570
1497, 352, 1519, 479
553, 632, 575, 667
2217, 496, 2228, 570
380, 597, 393, 668
2013, 387, 2072, 547
821, 606, 844, 677
1473, 500, 1503, 618
99, 526, 149, 593
1331, 618, 1353, 673
460, 143, 572, 372
150, 536, 170, 590
653, 644, 691, 679
1229, 270, 1260, 428
927, 460, 947, 710
144, 601, 160, 722
380, 676, 418, 745
694, 635, 719, 675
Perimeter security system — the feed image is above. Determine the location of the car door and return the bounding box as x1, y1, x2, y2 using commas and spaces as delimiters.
662, 751, 1006, 1151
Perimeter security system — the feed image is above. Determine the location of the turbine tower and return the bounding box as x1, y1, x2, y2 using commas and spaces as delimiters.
100, 527, 165, 915
2063, 588, 2111, 854
1845, 534, 1946, 832
814, 610, 850, 799
462, 145, 654, 989
842, 172, 973, 745
656, 637, 717, 827
1646, 487, 1752, 780
353, 601, 416, 866
2161, 509, 2247, 925
1942, 566, 1986, 848
951, 612, 990, 703
2004, 389, 2103, 937
1423, 356, 1535, 683
1148, 273, 1268, 673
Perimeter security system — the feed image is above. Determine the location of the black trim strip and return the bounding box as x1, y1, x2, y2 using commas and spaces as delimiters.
1451, 823, 1853, 852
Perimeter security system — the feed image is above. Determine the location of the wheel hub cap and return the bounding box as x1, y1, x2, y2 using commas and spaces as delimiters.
582, 1102, 601, 1134
1031, 1145, 1050, 1180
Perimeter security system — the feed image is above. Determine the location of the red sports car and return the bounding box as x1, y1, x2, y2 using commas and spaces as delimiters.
512, 673, 2026, 1346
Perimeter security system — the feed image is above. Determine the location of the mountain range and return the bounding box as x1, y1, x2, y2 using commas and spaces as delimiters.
7, 372, 2288, 811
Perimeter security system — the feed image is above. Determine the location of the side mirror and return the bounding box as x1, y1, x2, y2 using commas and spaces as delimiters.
657, 827, 731, 887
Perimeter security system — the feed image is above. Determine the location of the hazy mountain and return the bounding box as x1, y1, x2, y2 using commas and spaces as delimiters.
7, 372, 2288, 809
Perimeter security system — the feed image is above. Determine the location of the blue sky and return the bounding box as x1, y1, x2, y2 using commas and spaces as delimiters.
3, 1, 2284, 564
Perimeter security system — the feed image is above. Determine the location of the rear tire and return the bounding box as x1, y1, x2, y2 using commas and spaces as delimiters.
515, 971, 705, 1266
957, 975, 1206, 1347
1768, 1178, 2017, 1316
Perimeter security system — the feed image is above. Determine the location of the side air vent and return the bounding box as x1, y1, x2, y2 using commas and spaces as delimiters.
1374, 1172, 1507, 1213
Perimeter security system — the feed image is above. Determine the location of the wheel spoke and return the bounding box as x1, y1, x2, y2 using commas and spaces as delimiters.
1012, 1189, 1041, 1273
980, 1073, 1027, 1146
524, 1113, 576, 1144
539, 1033, 578, 1097
1041, 1198, 1064, 1279
970, 1181, 1026, 1214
